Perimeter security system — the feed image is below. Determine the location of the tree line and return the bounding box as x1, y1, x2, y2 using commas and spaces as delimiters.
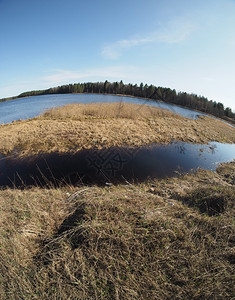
1, 81, 235, 122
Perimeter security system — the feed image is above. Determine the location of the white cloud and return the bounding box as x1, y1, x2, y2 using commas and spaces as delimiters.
202, 77, 215, 82
101, 20, 195, 59
43, 66, 139, 86
156, 21, 194, 43
102, 37, 152, 60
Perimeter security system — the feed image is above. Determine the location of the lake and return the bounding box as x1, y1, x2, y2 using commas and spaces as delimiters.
0, 93, 206, 124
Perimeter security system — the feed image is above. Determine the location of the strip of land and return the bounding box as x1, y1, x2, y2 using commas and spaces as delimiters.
0, 102, 234, 156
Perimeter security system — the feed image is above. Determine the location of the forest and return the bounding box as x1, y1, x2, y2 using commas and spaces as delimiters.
1, 81, 235, 122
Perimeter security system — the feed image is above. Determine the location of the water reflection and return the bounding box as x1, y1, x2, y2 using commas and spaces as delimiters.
0, 142, 234, 188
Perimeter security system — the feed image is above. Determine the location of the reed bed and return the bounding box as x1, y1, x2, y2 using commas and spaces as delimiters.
0, 102, 234, 156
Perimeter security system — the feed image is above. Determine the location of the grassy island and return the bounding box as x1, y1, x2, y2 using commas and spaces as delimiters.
0, 102, 234, 156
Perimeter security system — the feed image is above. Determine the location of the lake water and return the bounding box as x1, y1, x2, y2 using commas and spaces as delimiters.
0, 141, 234, 188
0, 93, 206, 124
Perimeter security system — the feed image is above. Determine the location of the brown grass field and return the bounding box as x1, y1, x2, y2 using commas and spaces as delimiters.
0, 162, 234, 299
0, 102, 234, 156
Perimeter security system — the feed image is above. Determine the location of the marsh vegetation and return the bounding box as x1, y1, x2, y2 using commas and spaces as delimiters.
0, 102, 234, 156
0, 162, 234, 299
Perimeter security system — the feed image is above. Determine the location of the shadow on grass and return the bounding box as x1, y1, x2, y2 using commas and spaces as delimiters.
35, 202, 89, 267
176, 185, 234, 216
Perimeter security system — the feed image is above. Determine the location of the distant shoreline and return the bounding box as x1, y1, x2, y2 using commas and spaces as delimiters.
1, 92, 235, 127
1, 81, 234, 124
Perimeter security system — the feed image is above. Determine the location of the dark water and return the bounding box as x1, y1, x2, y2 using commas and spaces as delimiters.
0, 94, 206, 124
0, 141, 234, 188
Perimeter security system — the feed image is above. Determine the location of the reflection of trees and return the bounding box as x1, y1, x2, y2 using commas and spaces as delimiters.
174, 143, 186, 154
209, 144, 217, 154
179, 145, 186, 154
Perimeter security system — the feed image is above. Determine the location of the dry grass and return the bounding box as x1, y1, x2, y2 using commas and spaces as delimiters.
0, 162, 234, 299
43, 102, 179, 120
0, 102, 234, 156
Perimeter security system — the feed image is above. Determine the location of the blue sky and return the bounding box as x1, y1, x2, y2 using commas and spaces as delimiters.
1, 0, 235, 110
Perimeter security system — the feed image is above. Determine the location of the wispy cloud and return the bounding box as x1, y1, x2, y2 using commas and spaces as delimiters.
0, 79, 47, 98
202, 77, 215, 82
102, 38, 152, 60
101, 20, 195, 59
0, 66, 141, 98
43, 66, 139, 86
